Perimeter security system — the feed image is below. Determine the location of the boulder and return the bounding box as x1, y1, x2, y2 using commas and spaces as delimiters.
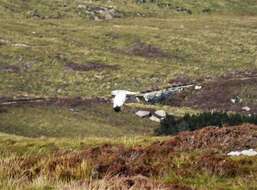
231, 96, 242, 104
149, 115, 161, 123
77, 4, 123, 20
194, 85, 202, 90
242, 106, 251, 112
135, 110, 150, 118
154, 110, 166, 118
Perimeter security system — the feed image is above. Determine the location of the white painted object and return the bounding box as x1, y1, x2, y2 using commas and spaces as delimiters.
112, 90, 137, 112
227, 149, 257, 156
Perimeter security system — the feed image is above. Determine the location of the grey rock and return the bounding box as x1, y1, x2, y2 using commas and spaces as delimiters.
149, 115, 161, 123
242, 106, 251, 112
154, 110, 166, 118
135, 110, 150, 118
77, 4, 122, 20
231, 96, 242, 104
194, 85, 202, 90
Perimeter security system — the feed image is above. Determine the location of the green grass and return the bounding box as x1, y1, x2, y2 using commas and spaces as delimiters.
0, 132, 169, 158
0, 1, 257, 97
0, 104, 159, 138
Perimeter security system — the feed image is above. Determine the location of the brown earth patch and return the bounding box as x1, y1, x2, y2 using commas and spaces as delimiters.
0, 65, 20, 73
164, 71, 257, 113
0, 97, 110, 108
4, 124, 256, 181
128, 41, 169, 58
124, 41, 174, 59
65, 62, 119, 72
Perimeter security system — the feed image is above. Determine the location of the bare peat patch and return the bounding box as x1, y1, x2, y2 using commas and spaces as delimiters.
164, 71, 257, 113
125, 41, 172, 59
0, 65, 20, 73
0, 97, 110, 108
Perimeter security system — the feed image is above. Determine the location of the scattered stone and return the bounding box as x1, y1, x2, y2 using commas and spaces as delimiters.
40, 136, 46, 139
13, 43, 29, 48
0, 39, 10, 45
176, 7, 192, 14
194, 85, 202, 90
135, 110, 151, 118
154, 110, 166, 118
242, 106, 251, 112
230, 96, 242, 104
77, 4, 123, 21
149, 115, 161, 123
202, 8, 211, 13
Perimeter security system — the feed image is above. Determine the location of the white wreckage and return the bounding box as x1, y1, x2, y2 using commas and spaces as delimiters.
227, 149, 257, 157
111, 84, 193, 112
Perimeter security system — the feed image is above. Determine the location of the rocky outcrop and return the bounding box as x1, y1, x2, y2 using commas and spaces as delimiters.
77, 4, 123, 21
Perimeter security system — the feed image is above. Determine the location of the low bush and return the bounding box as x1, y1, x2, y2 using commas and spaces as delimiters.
155, 112, 257, 135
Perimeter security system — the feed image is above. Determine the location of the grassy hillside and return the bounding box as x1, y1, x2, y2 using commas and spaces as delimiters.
0, 124, 256, 190
0, 1, 257, 189
0, 103, 159, 137
0, 0, 257, 98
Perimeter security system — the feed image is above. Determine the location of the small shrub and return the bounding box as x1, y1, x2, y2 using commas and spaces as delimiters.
156, 112, 257, 135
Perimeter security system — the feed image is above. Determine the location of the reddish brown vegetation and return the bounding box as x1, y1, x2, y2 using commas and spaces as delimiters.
63, 175, 193, 190
3, 124, 257, 183
173, 124, 257, 151
196, 154, 238, 177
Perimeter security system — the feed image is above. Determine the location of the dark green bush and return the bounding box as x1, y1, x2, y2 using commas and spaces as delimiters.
155, 112, 257, 135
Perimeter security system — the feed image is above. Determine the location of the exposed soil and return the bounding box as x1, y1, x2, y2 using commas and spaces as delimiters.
5, 124, 257, 182
164, 71, 257, 114
0, 65, 20, 73
0, 97, 110, 108
125, 41, 172, 59
65, 62, 119, 72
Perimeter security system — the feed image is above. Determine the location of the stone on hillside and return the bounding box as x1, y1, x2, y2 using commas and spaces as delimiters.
231, 96, 242, 104
77, 4, 122, 20
154, 110, 166, 118
242, 106, 251, 112
13, 43, 29, 47
149, 115, 161, 123
135, 110, 150, 118
194, 85, 202, 90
